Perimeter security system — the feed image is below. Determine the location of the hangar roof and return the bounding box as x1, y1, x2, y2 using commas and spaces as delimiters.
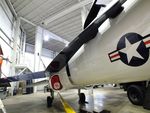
9, 0, 111, 52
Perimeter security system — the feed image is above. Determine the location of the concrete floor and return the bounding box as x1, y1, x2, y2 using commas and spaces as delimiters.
1, 87, 150, 113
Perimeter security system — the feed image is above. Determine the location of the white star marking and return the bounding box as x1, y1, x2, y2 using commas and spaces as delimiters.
119, 37, 144, 64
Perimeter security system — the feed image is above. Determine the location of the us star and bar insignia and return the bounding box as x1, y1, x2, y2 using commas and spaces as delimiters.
108, 33, 150, 67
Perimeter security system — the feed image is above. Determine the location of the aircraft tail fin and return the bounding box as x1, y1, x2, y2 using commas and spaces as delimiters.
84, 0, 106, 29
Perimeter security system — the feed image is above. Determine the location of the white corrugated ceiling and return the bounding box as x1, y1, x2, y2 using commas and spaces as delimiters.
9, 0, 111, 52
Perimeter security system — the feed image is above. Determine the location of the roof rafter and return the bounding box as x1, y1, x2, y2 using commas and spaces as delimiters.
43, 0, 93, 25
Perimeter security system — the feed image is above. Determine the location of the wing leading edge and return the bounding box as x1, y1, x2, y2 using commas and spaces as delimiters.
0, 71, 45, 84
46, 0, 126, 73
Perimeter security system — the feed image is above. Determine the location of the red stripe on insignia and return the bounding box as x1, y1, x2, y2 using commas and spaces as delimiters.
144, 40, 150, 45
110, 53, 120, 59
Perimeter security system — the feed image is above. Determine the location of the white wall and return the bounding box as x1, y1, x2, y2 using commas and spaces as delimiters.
0, 0, 13, 41
24, 43, 54, 71
0, 0, 54, 91
23, 52, 52, 72
23, 52, 52, 91
0, 0, 14, 77
0, 38, 12, 76
0, 0, 25, 78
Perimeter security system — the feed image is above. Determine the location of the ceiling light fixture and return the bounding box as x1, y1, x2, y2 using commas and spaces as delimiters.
44, 35, 49, 41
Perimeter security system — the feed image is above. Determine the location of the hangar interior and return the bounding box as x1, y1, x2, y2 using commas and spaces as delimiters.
0, 0, 100, 91
0, 0, 150, 113
0, 0, 111, 96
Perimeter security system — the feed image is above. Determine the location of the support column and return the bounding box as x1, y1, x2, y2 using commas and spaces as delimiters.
10, 17, 21, 95
88, 86, 93, 95
22, 32, 26, 63
20, 31, 26, 64
34, 26, 43, 93
22, 32, 26, 57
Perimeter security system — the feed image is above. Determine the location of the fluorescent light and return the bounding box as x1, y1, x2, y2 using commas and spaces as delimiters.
44, 35, 49, 41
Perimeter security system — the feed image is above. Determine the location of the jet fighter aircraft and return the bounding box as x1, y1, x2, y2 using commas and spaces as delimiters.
1, 0, 150, 110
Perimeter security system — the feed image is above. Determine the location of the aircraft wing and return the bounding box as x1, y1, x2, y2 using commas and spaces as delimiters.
0, 71, 45, 84
46, 0, 126, 73
26, 80, 48, 88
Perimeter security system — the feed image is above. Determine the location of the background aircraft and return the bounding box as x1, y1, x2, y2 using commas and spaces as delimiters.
0, 0, 150, 110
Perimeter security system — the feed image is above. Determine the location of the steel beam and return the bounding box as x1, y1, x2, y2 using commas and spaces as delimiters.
43, 0, 93, 25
